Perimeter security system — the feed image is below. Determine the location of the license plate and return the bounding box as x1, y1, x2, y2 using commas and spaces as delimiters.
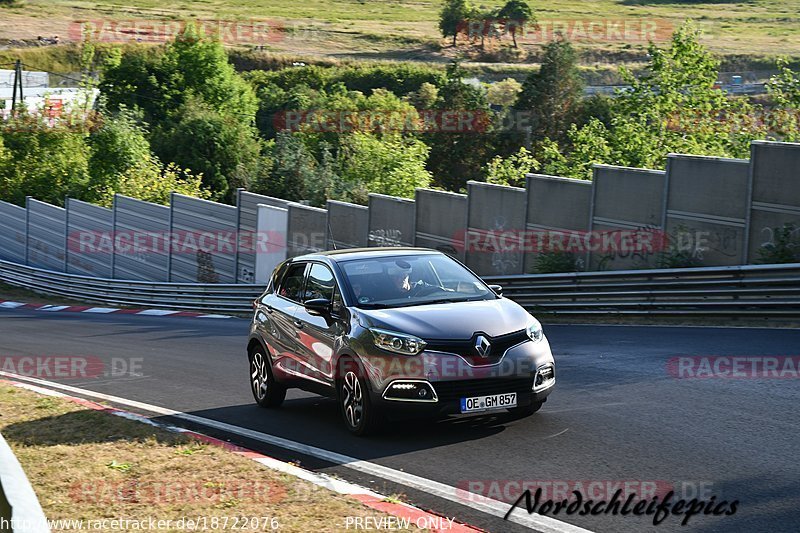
460, 392, 517, 413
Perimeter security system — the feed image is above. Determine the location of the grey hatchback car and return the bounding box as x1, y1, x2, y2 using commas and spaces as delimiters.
247, 248, 555, 435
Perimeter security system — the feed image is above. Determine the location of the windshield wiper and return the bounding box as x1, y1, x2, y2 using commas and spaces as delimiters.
357, 303, 393, 309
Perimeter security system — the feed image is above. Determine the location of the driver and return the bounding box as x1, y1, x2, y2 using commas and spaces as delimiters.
387, 261, 414, 293
385, 260, 445, 299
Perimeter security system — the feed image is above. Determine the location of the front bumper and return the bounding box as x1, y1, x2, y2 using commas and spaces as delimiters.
361, 335, 556, 417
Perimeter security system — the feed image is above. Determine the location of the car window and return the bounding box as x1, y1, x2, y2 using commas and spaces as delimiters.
268, 261, 289, 293
331, 285, 344, 315
278, 262, 307, 302
340, 254, 495, 309
305, 263, 336, 302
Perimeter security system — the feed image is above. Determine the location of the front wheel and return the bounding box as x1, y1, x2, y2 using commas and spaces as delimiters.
250, 348, 286, 408
338, 360, 381, 436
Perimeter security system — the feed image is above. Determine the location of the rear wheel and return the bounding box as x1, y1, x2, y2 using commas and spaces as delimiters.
337, 359, 381, 436
250, 348, 286, 408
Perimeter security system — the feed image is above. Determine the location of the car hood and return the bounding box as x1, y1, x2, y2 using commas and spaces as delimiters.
355, 298, 532, 340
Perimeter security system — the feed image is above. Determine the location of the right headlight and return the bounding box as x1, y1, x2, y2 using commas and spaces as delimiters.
370, 328, 427, 355
526, 318, 544, 343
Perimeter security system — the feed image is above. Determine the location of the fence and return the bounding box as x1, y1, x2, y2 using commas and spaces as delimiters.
0, 141, 799, 281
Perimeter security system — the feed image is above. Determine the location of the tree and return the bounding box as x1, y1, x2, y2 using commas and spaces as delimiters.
86, 106, 153, 201
152, 101, 261, 202
484, 146, 538, 187
96, 162, 209, 208
767, 59, 800, 108
337, 133, 432, 200
407, 82, 440, 109
425, 62, 494, 191
0, 113, 92, 206
439, 0, 471, 47
499, 0, 535, 48
515, 37, 583, 144
101, 23, 257, 123
252, 132, 316, 202
487, 78, 523, 108
537, 24, 770, 179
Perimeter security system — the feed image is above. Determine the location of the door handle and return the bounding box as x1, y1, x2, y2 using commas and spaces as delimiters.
293, 320, 304, 329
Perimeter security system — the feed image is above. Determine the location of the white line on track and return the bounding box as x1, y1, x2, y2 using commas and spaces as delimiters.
0, 370, 593, 533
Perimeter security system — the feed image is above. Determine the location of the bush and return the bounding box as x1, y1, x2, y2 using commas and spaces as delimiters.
757, 223, 800, 264
533, 252, 579, 274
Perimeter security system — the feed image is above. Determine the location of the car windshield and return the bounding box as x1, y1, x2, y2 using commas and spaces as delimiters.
339, 254, 496, 309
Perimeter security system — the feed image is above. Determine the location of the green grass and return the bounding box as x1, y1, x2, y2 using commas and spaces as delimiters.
1, 0, 799, 66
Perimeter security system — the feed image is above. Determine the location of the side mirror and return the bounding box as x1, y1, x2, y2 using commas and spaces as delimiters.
488, 284, 503, 296
304, 298, 332, 316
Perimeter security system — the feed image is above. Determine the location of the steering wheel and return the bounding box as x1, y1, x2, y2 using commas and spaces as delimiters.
409, 282, 441, 297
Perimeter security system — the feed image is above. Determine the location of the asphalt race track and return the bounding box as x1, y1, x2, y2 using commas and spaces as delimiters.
1, 308, 798, 533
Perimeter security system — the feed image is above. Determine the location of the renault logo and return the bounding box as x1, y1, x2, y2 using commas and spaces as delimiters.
475, 335, 491, 357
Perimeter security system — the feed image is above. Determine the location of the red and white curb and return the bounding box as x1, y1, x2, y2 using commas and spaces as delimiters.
0, 300, 233, 319
3, 379, 482, 533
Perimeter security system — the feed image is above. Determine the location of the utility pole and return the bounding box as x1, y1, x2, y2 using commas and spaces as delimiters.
11, 59, 23, 114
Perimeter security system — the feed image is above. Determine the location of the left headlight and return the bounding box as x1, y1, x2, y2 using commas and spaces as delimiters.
526, 318, 544, 343
370, 328, 427, 355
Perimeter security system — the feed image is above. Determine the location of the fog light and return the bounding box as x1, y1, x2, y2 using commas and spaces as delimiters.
383, 380, 437, 402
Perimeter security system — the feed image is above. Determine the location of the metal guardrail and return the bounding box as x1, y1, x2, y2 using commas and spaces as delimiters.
487, 263, 800, 317
0, 431, 50, 533
2, 259, 800, 318
0, 259, 262, 314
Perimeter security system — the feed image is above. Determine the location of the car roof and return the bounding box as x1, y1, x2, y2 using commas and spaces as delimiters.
293, 247, 444, 263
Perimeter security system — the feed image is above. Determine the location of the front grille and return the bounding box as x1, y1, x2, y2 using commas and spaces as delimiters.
432, 377, 533, 402
425, 329, 528, 363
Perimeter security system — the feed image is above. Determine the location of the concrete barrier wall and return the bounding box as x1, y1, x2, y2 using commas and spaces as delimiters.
236, 190, 290, 283
169, 193, 238, 283
664, 154, 749, 267
367, 194, 415, 247
6, 140, 800, 279
746, 141, 800, 263
65, 198, 114, 277
254, 204, 289, 284
287, 202, 327, 257
26, 198, 66, 272
524, 174, 592, 273
327, 200, 369, 249
589, 165, 666, 271
415, 189, 467, 260
0, 200, 26, 263
465, 181, 527, 275
112, 195, 170, 281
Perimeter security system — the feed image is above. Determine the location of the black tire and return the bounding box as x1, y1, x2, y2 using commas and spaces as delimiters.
337, 358, 382, 436
507, 400, 544, 417
249, 347, 286, 408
